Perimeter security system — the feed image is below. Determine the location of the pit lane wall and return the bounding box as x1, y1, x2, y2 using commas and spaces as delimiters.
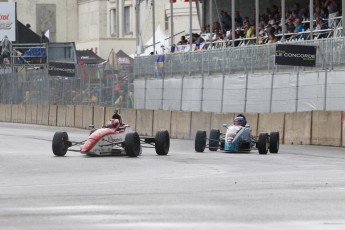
0, 104, 344, 147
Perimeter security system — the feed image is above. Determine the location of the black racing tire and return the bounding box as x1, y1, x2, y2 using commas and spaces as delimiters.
155, 130, 170, 155
124, 132, 141, 157
209, 128, 220, 151
52, 132, 69, 156
195, 130, 206, 152
269, 132, 279, 153
257, 133, 269, 154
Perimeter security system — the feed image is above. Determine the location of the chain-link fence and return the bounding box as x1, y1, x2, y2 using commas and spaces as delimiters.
0, 63, 134, 108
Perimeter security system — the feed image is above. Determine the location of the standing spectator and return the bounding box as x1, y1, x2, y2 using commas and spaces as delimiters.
324, 0, 339, 28
0, 35, 11, 64
235, 11, 243, 25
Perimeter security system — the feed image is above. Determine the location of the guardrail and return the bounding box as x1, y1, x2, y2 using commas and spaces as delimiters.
1, 104, 344, 148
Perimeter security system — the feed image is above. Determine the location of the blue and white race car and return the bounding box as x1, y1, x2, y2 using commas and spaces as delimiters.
194, 121, 279, 154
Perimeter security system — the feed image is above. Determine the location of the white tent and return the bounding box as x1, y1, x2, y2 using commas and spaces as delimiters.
142, 25, 168, 56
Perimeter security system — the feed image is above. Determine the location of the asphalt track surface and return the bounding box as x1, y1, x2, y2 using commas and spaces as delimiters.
1, 122, 345, 230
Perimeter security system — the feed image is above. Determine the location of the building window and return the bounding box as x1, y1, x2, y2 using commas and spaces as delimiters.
123, 6, 131, 34
110, 8, 118, 36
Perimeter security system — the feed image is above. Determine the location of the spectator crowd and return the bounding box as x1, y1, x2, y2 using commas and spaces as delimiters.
169, 0, 341, 53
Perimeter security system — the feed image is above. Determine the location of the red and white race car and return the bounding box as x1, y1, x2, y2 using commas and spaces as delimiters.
52, 119, 170, 157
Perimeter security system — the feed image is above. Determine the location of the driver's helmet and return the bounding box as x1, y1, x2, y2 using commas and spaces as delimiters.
233, 116, 244, 126
107, 119, 120, 129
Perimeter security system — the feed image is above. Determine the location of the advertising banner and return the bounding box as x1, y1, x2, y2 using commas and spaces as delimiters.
0, 2, 16, 41
48, 62, 76, 77
275, 44, 317, 67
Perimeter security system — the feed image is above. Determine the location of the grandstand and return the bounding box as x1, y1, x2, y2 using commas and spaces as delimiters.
133, 0, 345, 113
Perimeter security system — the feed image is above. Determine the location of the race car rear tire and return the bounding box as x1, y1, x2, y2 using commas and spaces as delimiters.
209, 129, 220, 151
52, 132, 69, 156
269, 132, 279, 153
257, 133, 269, 154
125, 132, 141, 157
195, 130, 206, 152
155, 130, 170, 155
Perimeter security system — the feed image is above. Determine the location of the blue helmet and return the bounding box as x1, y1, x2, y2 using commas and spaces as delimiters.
233, 116, 244, 126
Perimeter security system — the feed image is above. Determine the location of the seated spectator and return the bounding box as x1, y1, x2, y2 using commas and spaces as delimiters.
294, 18, 304, 33
314, 17, 329, 38
192, 33, 205, 46
267, 33, 278, 43
315, 17, 328, 30
294, 18, 306, 39
177, 36, 188, 45
286, 19, 295, 33
245, 24, 255, 38
273, 22, 282, 35
267, 14, 275, 25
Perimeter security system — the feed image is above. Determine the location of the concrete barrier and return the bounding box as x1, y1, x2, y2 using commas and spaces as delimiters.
57, 105, 67, 127
42, 105, 50, 125
258, 112, 285, 143
49, 105, 57, 126
244, 113, 259, 137
342, 112, 345, 147
25, 104, 31, 124
105, 107, 114, 122
210, 112, 233, 134
191, 112, 212, 139
312, 110, 341, 146
74, 105, 83, 128
31, 104, 38, 124
284, 111, 312, 145
11, 104, 25, 123
36, 104, 43, 125
25, 104, 37, 124
136, 109, 153, 136
93, 106, 105, 129
82, 106, 94, 129
0, 104, 5, 121
171, 111, 191, 139
48, 105, 57, 126
153, 110, 171, 135
11, 104, 18, 123
120, 108, 137, 131
2, 103, 345, 148
66, 105, 75, 127
4, 104, 11, 122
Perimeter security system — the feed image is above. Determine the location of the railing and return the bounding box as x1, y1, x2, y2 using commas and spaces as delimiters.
134, 36, 345, 77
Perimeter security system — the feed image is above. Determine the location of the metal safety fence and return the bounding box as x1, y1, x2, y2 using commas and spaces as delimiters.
0, 64, 134, 108
134, 37, 345, 77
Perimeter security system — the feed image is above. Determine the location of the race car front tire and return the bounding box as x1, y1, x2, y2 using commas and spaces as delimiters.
52, 132, 69, 156
209, 129, 220, 151
155, 130, 170, 155
125, 132, 141, 157
257, 133, 269, 154
195, 130, 206, 152
269, 132, 279, 153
